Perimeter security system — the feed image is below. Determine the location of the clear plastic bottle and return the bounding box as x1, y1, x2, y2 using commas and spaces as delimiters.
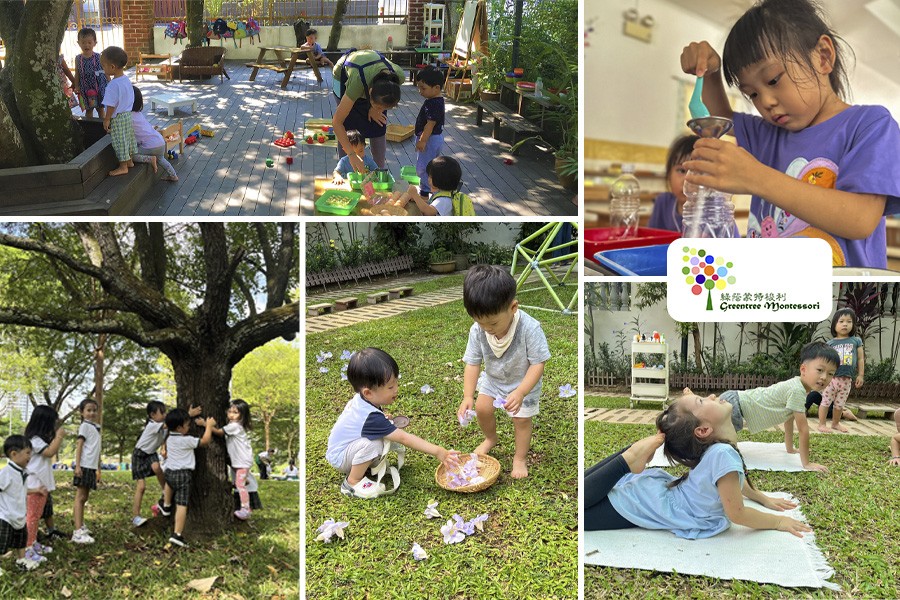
534, 77, 544, 98
610, 165, 641, 239
681, 177, 737, 238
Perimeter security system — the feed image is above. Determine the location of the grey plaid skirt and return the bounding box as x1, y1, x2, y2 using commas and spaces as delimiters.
73, 467, 97, 490
0, 519, 26, 553
165, 469, 193, 506
131, 449, 160, 481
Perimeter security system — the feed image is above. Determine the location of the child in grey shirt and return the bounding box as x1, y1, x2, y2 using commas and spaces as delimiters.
457, 266, 551, 479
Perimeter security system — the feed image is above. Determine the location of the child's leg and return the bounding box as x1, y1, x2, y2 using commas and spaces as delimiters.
26, 493, 47, 547
108, 113, 133, 176
890, 433, 900, 465
163, 482, 173, 507
511, 416, 532, 479
109, 160, 129, 176
830, 377, 851, 432
152, 461, 166, 491
173, 506, 188, 535
894, 407, 900, 432
132, 478, 146, 517
818, 380, 837, 432
132, 153, 158, 173
370, 135, 387, 169
233, 468, 250, 509
73, 487, 87, 529
472, 393, 498, 455
346, 458, 376, 486
416, 134, 443, 196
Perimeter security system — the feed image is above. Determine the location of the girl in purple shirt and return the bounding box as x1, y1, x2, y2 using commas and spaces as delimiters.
679, 0, 900, 268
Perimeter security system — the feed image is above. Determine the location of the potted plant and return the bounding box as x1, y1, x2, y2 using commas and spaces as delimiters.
428, 247, 456, 273
426, 222, 483, 270
471, 50, 504, 102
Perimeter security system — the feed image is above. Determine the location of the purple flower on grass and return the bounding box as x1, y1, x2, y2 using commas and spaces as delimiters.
319, 367, 329, 373
411, 542, 428, 560
340, 350, 353, 360
420, 384, 434, 394
315, 519, 349, 542
440, 519, 465, 544
558, 384, 576, 398
424, 501, 441, 519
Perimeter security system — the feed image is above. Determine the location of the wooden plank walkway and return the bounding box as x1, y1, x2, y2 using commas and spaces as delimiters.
129, 61, 575, 216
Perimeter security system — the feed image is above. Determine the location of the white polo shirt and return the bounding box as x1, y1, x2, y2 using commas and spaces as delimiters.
164, 432, 200, 471
135, 421, 166, 455
223, 422, 253, 469
77, 421, 102, 470
0, 462, 28, 528
26, 437, 56, 492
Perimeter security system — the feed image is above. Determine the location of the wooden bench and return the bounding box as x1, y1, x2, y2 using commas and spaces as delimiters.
475, 100, 541, 155
245, 63, 288, 74
333, 297, 359, 311
307, 303, 333, 317
388, 286, 414, 300
367, 292, 389, 305
849, 403, 900, 419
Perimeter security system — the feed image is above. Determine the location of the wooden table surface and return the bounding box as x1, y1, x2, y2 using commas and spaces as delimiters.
248, 46, 322, 89
314, 178, 421, 217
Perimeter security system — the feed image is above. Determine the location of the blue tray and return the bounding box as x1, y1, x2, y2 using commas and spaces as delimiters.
593, 244, 669, 276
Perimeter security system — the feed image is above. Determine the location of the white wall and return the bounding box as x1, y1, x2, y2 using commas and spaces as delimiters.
586, 0, 900, 148
152, 25, 408, 61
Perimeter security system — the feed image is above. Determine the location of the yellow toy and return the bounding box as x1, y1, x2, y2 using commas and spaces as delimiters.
185, 124, 201, 137
200, 128, 216, 137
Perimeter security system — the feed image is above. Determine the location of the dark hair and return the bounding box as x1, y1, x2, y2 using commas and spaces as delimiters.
656, 401, 752, 489
132, 86, 144, 112
416, 65, 445, 87
306, 29, 317, 37
25, 406, 59, 445
830, 307, 858, 338
101, 46, 128, 69
369, 70, 402, 107
346, 348, 399, 393
146, 400, 166, 419
463, 265, 517, 318
722, 0, 852, 101
346, 129, 366, 147
3, 435, 31, 457
425, 156, 462, 192
165, 408, 190, 431
229, 398, 252, 430
78, 398, 98, 417
800, 341, 839, 366
665, 135, 698, 189
77, 28, 97, 42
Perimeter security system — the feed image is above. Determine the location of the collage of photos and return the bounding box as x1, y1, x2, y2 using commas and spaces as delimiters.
0, 0, 899, 598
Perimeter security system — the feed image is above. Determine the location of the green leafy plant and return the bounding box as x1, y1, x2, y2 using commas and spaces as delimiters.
425, 223, 484, 255
470, 50, 506, 96
428, 246, 453, 264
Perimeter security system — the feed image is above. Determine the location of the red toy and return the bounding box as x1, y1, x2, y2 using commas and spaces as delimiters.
320, 125, 332, 133
284, 131, 294, 139
185, 136, 197, 145
274, 136, 296, 148
317, 134, 326, 144
306, 135, 315, 144
286, 156, 294, 165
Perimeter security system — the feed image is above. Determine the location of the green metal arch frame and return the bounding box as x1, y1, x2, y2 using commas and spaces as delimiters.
510, 221, 579, 315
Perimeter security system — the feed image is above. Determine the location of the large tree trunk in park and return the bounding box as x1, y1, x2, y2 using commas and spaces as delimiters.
327, 0, 348, 51
0, 0, 81, 168
185, 0, 205, 48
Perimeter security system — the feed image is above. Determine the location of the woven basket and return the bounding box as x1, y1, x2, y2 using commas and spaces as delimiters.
386, 124, 414, 143
435, 453, 500, 493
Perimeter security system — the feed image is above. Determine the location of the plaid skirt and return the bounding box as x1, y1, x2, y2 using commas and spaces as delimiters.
110, 111, 138, 162
73, 467, 98, 490
165, 469, 193, 506
131, 449, 160, 481
0, 519, 27, 554
41, 493, 54, 519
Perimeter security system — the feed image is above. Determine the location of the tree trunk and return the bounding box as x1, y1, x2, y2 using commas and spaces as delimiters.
186, 0, 205, 49
691, 326, 703, 371
327, 0, 349, 51
170, 350, 235, 535
94, 332, 106, 425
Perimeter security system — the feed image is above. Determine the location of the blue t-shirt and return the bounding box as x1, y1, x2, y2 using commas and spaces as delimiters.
608, 443, 744, 539
828, 335, 862, 378
733, 105, 900, 268
325, 394, 396, 469
334, 152, 379, 178
415, 97, 445, 136
309, 41, 324, 58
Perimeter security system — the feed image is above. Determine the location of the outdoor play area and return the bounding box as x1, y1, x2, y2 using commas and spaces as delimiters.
583, 282, 900, 598
305, 222, 578, 597
0, 0, 577, 216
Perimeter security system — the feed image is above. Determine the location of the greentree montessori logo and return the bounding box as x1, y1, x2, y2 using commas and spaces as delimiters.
681, 246, 736, 310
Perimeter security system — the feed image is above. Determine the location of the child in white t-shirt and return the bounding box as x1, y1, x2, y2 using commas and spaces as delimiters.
130, 87, 179, 182
0, 436, 40, 571
72, 399, 101, 544
24, 406, 65, 562
212, 399, 255, 520
99, 46, 136, 176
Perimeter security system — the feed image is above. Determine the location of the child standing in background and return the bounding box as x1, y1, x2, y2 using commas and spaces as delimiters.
72, 399, 101, 544
73, 28, 107, 118
414, 66, 446, 199
680, 0, 900, 267
99, 46, 136, 177
24, 406, 65, 562
818, 308, 864, 433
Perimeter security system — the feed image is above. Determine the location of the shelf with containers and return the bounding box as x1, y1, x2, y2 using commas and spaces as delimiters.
423, 3, 445, 49
630, 341, 669, 408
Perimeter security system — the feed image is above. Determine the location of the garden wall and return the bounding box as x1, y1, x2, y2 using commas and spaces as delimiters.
152, 25, 408, 60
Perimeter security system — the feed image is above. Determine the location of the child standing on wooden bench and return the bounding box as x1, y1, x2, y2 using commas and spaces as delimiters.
99, 46, 136, 177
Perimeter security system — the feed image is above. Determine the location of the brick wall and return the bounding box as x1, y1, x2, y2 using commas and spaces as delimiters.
122, 0, 154, 65
407, 0, 426, 48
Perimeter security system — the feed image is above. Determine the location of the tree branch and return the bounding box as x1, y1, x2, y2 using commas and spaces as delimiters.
234, 274, 258, 318
225, 303, 299, 367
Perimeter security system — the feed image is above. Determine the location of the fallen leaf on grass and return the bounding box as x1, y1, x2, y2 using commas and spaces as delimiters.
267, 565, 278, 575
122, 571, 131, 578
60, 587, 72, 598
187, 576, 220, 593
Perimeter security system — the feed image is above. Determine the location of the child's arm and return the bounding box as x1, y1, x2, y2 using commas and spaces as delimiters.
188, 405, 202, 417
385, 429, 459, 471
103, 105, 115, 132
72, 60, 81, 94
856, 345, 865, 388
44, 427, 66, 457
457, 362, 481, 418
197, 417, 217, 447
504, 362, 546, 415
718, 471, 810, 537
783, 414, 798, 454
74, 437, 84, 477
793, 412, 828, 472
679, 41, 732, 120
59, 58, 75, 84
408, 188, 440, 216
416, 119, 436, 153
741, 482, 798, 512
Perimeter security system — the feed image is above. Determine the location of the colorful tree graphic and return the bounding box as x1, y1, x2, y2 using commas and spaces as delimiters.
681, 246, 736, 310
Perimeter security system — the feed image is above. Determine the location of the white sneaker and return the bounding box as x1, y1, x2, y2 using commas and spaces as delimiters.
16, 557, 39, 571
339, 476, 386, 499
132, 516, 148, 527
24, 548, 46, 563
71, 528, 95, 544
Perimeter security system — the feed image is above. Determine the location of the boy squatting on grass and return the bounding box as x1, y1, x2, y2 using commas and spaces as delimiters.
712, 341, 839, 473
326, 348, 460, 499
456, 265, 551, 479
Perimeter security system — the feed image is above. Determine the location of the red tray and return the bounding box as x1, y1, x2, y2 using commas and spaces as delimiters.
584, 227, 681, 262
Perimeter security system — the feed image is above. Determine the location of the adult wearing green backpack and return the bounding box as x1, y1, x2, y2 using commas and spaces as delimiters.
332, 49, 405, 173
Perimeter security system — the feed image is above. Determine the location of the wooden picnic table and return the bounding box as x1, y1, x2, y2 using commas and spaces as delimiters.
247, 46, 322, 89
314, 178, 421, 217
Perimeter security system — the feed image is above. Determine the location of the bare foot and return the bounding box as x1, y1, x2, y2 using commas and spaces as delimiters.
149, 156, 158, 174
109, 166, 128, 176
832, 424, 849, 433
817, 425, 830, 433
127, 160, 135, 167
511, 457, 528, 479
842, 409, 858, 421
622, 432, 665, 474
473, 437, 497, 456
162, 175, 179, 182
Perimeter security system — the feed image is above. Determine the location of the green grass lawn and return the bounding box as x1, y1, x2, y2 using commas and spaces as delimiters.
584, 400, 900, 599
0, 472, 299, 598
306, 286, 578, 599
306, 273, 466, 309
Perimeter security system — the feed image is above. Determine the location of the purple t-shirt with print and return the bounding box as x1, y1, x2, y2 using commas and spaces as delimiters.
733, 105, 900, 268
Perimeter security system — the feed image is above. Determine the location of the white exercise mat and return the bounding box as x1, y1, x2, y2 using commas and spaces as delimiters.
649, 441, 804, 472
584, 493, 838, 590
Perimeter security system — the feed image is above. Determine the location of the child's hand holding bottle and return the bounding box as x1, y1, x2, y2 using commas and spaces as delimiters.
680, 40, 721, 77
